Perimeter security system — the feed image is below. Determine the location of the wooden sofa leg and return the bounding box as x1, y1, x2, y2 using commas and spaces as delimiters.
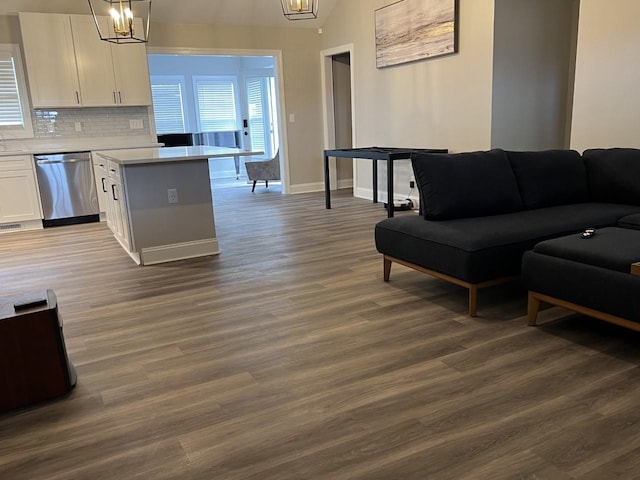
383, 256, 392, 281
468, 285, 478, 317
527, 292, 540, 326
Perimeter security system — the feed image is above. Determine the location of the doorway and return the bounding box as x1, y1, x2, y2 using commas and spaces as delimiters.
147, 49, 288, 193
321, 44, 356, 194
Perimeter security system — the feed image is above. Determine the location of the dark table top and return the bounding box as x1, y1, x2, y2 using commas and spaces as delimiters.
324, 147, 447, 159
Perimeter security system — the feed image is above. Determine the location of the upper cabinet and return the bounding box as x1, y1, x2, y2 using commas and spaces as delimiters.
71, 15, 152, 107
18, 13, 81, 108
19, 12, 151, 109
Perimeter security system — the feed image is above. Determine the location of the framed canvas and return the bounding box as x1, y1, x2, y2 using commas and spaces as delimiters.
375, 0, 458, 68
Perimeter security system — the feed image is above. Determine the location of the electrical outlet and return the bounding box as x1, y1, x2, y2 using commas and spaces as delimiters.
74, 122, 82, 132
129, 119, 144, 130
168, 188, 178, 204
409, 180, 415, 189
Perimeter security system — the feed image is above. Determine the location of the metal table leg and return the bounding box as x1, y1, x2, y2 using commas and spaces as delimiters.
324, 154, 331, 209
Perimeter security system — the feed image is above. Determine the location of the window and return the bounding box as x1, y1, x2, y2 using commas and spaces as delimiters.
246, 77, 266, 154
245, 76, 278, 158
193, 77, 238, 131
0, 44, 33, 139
150, 75, 187, 134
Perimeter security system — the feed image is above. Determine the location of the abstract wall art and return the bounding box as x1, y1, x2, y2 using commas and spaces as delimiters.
375, 0, 458, 68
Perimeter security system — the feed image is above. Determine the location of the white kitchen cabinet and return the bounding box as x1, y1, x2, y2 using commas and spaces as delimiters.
108, 18, 152, 106
71, 15, 151, 107
70, 15, 119, 107
19, 12, 151, 108
105, 160, 131, 251
18, 13, 82, 108
91, 153, 109, 215
0, 155, 42, 224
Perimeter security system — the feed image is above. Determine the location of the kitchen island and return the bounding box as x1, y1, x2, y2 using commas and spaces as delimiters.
96, 146, 262, 265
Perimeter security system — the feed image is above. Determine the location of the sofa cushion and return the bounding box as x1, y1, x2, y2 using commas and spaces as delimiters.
522, 251, 640, 323
619, 213, 640, 230
411, 149, 523, 221
375, 203, 640, 283
532, 227, 640, 273
506, 150, 588, 209
583, 148, 640, 205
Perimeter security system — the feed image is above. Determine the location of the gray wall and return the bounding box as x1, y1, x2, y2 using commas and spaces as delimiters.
571, 0, 640, 150
331, 53, 353, 186
491, 0, 578, 150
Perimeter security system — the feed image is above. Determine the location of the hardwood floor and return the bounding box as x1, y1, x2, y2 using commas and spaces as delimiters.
1, 186, 640, 479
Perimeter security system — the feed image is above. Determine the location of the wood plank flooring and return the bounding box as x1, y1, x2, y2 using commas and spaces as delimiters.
1, 185, 640, 479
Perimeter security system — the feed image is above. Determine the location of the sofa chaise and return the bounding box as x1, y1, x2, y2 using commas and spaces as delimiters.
374, 148, 640, 316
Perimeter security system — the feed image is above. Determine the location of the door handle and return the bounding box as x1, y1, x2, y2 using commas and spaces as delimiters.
113, 91, 117, 104
111, 184, 118, 201
118, 91, 122, 103
101, 177, 107, 193
76, 91, 80, 104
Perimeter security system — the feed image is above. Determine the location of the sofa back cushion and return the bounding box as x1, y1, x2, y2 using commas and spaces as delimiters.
411, 149, 523, 220
618, 213, 640, 230
583, 148, 640, 206
506, 150, 588, 209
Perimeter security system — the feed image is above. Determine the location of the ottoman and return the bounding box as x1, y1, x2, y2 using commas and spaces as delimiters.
522, 227, 640, 330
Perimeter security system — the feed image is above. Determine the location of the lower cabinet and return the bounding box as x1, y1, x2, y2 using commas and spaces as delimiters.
0, 155, 42, 225
105, 160, 131, 252
91, 153, 109, 215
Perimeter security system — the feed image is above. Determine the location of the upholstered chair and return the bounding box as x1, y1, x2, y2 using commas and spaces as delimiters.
245, 150, 281, 192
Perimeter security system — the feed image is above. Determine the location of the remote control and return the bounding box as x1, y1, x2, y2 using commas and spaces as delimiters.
581, 228, 596, 239
13, 297, 48, 311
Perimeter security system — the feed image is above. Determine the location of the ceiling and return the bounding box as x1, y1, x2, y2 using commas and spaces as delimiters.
0, 0, 338, 29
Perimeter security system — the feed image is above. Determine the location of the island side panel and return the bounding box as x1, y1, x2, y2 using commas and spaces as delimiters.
122, 159, 218, 259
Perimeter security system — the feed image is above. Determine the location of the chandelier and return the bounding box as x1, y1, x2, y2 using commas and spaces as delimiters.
280, 0, 319, 20
87, 0, 151, 43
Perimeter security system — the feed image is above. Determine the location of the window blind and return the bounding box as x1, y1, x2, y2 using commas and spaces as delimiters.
246, 78, 266, 153
0, 55, 24, 127
195, 81, 238, 131
150, 82, 186, 134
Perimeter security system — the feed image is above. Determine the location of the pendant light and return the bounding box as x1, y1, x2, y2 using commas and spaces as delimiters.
87, 0, 151, 43
280, 0, 319, 20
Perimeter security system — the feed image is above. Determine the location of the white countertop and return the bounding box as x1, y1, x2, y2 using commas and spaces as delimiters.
0, 136, 162, 156
95, 146, 263, 165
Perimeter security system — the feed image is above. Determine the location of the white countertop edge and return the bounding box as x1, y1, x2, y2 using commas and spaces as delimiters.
95, 146, 264, 165
0, 136, 162, 156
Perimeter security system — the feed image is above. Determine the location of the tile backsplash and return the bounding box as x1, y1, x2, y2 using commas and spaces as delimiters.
33, 107, 151, 138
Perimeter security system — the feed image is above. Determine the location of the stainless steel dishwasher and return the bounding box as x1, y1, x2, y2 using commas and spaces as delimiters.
34, 152, 100, 227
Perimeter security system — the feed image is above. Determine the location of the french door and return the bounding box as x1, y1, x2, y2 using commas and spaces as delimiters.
244, 76, 278, 159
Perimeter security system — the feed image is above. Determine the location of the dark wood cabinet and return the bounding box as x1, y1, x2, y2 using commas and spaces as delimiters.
0, 289, 77, 413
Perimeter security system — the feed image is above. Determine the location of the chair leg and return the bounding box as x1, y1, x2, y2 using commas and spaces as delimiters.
383, 256, 392, 281
265, 180, 269, 189
469, 285, 478, 317
527, 292, 540, 326
251, 181, 257, 192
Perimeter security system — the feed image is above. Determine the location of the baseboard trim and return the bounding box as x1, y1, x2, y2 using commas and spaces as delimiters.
289, 182, 325, 194
140, 238, 220, 265
0, 219, 43, 234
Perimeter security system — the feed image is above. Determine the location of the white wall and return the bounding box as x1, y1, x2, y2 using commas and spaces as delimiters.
321, 0, 496, 202
571, 0, 640, 151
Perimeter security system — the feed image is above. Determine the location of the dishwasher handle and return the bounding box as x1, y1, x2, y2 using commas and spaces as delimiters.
35, 158, 85, 165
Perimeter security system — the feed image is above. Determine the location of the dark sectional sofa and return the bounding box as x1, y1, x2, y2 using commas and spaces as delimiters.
375, 148, 640, 316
